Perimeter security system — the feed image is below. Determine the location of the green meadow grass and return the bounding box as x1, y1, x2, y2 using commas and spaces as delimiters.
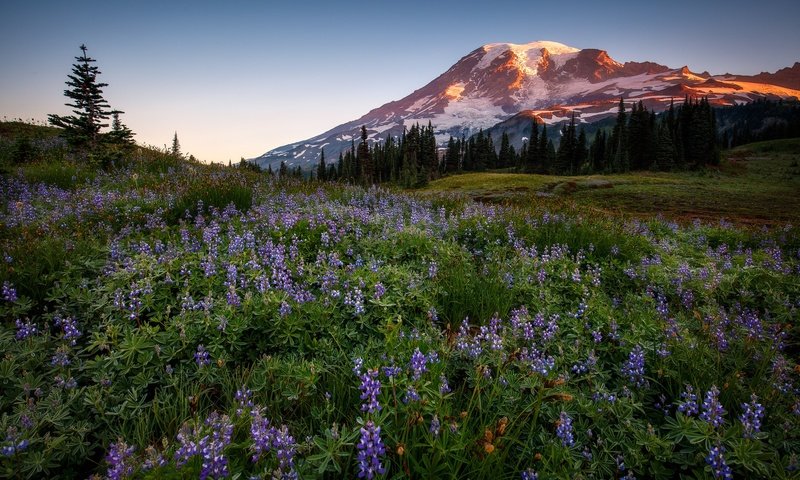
425, 138, 800, 225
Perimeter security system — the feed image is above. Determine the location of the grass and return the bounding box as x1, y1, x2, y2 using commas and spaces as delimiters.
425, 138, 800, 225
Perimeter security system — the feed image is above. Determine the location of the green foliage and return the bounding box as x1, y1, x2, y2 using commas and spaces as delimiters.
1, 148, 798, 479
166, 176, 253, 224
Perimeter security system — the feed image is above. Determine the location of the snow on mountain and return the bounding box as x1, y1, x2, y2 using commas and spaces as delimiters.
251, 41, 800, 170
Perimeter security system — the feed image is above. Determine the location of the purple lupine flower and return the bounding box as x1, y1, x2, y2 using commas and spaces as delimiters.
700, 385, 726, 428
403, 386, 420, 404
410, 348, 428, 381
439, 374, 451, 394
54, 315, 81, 346
51, 347, 71, 367
1, 428, 29, 457
677, 385, 699, 417
739, 393, 764, 439
428, 261, 438, 279
430, 415, 441, 438
250, 410, 273, 463
706, 443, 733, 479
521, 469, 538, 480
353, 357, 364, 375
235, 388, 254, 416
226, 287, 241, 307
176, 412, 233, 480
359, 369, 381, 413
571, 351, 597, 375
1, 282, 17, 302
105, 438, 136, 480
556, 411, 574, 447
373, 282, 385, 300
271, 425, 298, 479
195, 344, 211, 367
279, 301, 292, 317
141, 445, 167, 472
344, 287, 365, 316
55, 375, 77, 389
14, 319, 37, 340
382, 363, 402, 379
621, 345, 647, 388
356, 420, 386, 479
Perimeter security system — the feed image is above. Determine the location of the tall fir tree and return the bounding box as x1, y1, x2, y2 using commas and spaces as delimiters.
525, 120, 540, 173
498, 131, 512, 168
317, 148, 327, 181
48, 44, 113, 151
171, 132, 182, 158
609, 99, 628, 172
358, 126, 374, 184
107, 111, 135, 146
538, 124, 550, 174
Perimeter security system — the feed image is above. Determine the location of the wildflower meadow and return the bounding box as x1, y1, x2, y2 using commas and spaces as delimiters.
0, 144, 799, 479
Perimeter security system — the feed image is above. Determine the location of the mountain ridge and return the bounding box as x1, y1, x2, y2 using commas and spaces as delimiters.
251, 41, 800, 170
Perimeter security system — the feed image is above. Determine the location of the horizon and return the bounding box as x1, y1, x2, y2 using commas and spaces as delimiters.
2, 0, 799, 164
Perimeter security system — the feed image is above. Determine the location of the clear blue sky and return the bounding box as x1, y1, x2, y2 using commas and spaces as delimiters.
2, 0, 798, 163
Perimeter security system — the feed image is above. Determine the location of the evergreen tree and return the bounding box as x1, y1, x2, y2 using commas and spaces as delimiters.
358, 126, 374, 184
317, 148, 327, 181
525, 120, 540, 173
555, 115, 577, 175
589, 129, 607, 173
171, 132, 182, 158
654, 122, 676, 171
444, 136, 460, 173
498, 131, 512, 168
279, 160, 288, 178
575, 127, 587, 174
48, 44, 113, 151
107, 111, 135, 146
539, 124, 550, 174
609, 99, 628, 172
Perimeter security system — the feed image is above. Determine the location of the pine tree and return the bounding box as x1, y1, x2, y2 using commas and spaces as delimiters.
171, 132, 182, 158
655, 122, 676, 171
575, 127, 587, 174
107, 111, 135, 146
358, 126, 374, 184
317, 148, 327, 181
539, 124, 550, 174
498, 131, 512, 168
525, 120, 539, 173
609, 99, 628, 172
48, 44, 113, 151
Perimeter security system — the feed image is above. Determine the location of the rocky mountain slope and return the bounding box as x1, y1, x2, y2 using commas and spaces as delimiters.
252, 41, 800, 170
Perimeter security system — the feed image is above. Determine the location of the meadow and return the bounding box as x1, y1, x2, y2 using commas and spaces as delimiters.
0, 126, 799, 479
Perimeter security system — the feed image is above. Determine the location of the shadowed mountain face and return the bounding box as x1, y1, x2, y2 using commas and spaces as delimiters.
252, 41, 800, 170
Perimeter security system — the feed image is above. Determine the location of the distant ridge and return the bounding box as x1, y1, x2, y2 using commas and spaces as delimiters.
252, 41, 800, 171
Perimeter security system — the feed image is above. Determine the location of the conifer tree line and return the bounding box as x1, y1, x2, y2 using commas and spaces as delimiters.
448, 96, 721, 175
304, 122, 438, 187
308, 96, 721, 185
716, 98, 800, 148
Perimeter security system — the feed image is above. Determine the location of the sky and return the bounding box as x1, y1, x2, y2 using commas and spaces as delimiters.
2, 0, 799, 164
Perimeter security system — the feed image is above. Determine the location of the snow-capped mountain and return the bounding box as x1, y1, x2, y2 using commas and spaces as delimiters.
252, 41, 800, 170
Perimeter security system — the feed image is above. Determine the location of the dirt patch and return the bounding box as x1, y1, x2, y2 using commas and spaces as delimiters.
578, 179, 613, 189
548, 179, 613, 195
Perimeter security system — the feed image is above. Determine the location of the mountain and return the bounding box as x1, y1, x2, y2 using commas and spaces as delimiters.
251, 41, 800, 170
